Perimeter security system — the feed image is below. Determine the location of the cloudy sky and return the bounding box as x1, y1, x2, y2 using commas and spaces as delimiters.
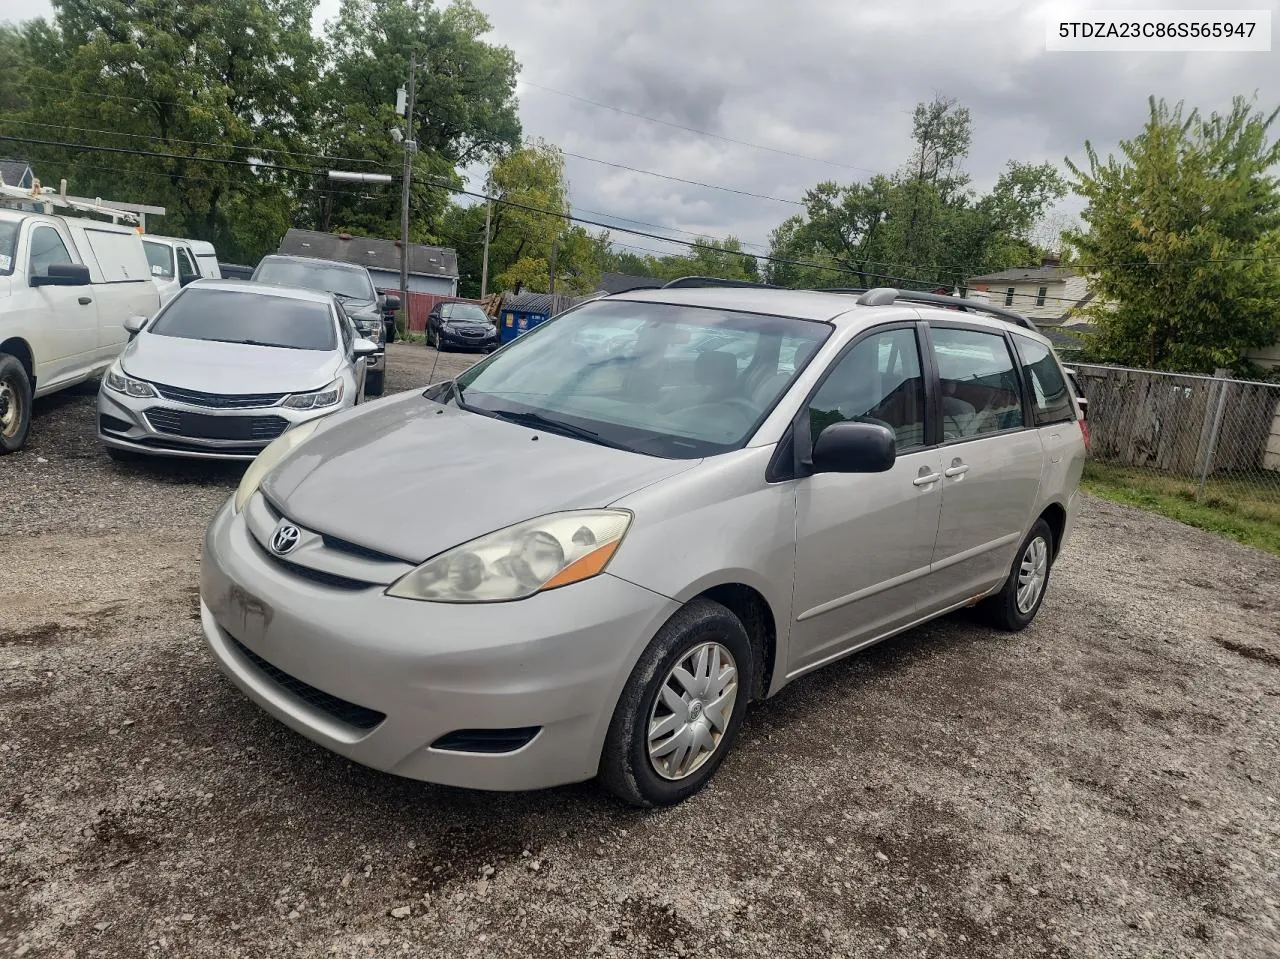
3, 0, 1278, 260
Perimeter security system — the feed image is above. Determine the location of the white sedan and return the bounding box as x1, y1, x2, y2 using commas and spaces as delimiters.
97, 280, 377, 461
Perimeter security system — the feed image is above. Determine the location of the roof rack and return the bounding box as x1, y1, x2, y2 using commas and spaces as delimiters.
0, 177, 141, 225
853, 287, 1037, 330
661, 275, 782, 290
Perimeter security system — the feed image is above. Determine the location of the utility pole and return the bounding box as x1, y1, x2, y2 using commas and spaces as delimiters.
547, 236, 558, 301
479, 197, 492, 299
399, 55, 418, 331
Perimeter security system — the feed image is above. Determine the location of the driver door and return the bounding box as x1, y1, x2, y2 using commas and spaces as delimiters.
787, 324, 947, 677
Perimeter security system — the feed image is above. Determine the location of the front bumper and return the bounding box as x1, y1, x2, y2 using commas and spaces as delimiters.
98, 386, 346, 461
366, 350, 385, 372
199, 497, 679, 790
440, 328, 497, 351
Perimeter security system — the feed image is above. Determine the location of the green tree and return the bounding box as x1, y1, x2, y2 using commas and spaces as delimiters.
13, 0, 323, 263
765, 97, 1065, 291
317, 0, 520, 241
1066, 96, 1280, 373
0, 22, 35, 119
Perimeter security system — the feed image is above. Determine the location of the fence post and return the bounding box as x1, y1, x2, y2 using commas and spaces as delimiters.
1196, 369, 1231, 500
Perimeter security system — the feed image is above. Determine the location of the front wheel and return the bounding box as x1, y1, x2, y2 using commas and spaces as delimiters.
981, 518, 1054, 631
364, 369, 384, 397
0, 354, 33, 454
599, 598, 752, 807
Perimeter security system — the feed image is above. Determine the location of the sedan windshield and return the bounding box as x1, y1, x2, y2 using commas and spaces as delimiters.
255, 259, 375, 300
444, 304, 489, 323
453, 300, 830, 458
149, 288, 337, 351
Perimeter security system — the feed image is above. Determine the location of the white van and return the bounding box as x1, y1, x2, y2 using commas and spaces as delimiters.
0, 210, 159, 452
141, 236, 201, 305
186, 240, 221, 279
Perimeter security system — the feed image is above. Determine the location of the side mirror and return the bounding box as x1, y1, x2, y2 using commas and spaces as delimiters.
179, 273, 198, 287
383, 294, 401, 312
124, 314, 148, 335
31, 263, 91, 287
811, 421, 896, 474
353, 338, 378, 358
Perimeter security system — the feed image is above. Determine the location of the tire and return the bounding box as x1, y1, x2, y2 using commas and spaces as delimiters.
981, 518, 1054, 631
364, 369, 384, 397
385, 322, 397, 344
0, 353, 33, 455
599, 598, 753, 808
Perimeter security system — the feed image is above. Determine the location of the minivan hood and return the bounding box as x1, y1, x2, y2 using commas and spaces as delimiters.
262, 391, 697, 562
121, 334, 340, 394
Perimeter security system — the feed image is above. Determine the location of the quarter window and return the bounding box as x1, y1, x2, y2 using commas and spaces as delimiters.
931, 327, 1025, 440
1013, 336, 1075, 425
808, 328, 926, 450
29, 226, 75, 277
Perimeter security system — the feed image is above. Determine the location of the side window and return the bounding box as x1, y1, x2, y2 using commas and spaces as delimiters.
28, 225, 75, 277
808, 327, 926, 450
1014, 336, 1075, 425
177, 247, 200, 280
931, 327, 1025, 440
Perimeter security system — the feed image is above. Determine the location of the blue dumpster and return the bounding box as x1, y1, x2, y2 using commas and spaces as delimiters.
497, 292, 603, 345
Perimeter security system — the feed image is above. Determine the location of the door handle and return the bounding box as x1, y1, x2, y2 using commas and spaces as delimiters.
913, 472, 942, 486
78, 296, 93, 305
944, 464, 969, 478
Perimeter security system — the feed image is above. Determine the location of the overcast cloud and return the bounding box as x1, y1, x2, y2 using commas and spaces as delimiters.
4, 0, 1278, 259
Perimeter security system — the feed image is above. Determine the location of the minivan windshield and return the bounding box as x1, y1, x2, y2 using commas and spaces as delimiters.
254, 258, 376, 301
452, 300, 830, 458
149, 288, 337, 351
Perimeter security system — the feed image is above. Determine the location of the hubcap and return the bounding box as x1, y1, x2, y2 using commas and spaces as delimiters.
647, 641, 738, 781
0, 380, 19, 439
1016, 536, 1049, 614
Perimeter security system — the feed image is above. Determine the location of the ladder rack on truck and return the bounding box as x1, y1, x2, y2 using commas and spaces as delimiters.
0, 176, 141, 225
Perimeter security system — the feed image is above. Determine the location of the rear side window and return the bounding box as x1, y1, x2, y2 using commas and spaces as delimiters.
29, 225, 75, 276
83, 229, 150, 282
931, 327, 1025, 439
1014, 336, 1075, 425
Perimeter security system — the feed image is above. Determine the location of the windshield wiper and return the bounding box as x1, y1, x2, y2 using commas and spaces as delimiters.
484, 409, 630, 451
207, 337, 302, 350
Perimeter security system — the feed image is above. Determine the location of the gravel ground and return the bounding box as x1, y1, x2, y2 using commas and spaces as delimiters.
1, 342, 1278, 958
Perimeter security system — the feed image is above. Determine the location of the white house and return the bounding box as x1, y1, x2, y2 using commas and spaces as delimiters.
965, 255, 1093, 324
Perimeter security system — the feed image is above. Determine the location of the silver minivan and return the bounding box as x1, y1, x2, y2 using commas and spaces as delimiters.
200, 286, 1086, 806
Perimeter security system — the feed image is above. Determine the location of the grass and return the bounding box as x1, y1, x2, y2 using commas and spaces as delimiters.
1082, 460, 1280, 556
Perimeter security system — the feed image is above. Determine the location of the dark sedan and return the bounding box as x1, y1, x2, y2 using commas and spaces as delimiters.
426, 302, 498, 352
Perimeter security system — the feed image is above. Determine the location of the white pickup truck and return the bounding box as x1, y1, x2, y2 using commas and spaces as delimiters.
0, 209, 159, 453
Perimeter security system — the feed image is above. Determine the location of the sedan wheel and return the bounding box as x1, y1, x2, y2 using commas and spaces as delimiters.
599, 597, 753, 807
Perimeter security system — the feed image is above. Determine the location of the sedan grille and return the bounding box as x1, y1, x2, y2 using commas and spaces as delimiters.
229, 636, 386, 731
151, 383, 287, 409
145, 408, 289, 441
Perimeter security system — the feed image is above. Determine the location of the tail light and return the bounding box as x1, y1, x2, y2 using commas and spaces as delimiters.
1079, 417, 1090, 450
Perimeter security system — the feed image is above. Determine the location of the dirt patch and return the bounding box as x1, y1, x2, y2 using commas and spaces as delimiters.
0, 622, 63, 647
1212, 636, 1280, 668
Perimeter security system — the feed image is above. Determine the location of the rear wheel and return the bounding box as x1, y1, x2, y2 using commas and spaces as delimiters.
364, 369, 384, 397
981, 519, 1053, 631
599, 598, 752, 807
0, 354, 33, 454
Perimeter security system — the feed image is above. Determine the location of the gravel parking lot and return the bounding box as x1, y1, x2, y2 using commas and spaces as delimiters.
2, 342, 1278, 958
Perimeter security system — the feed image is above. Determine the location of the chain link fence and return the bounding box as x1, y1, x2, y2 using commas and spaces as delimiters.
1070, 364, 1280, 510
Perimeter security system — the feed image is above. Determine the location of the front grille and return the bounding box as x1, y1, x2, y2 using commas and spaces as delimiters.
431, 728, 541, 753
151, 382, 286, 409
145, 408, 288, 441
246, 529, 375, 591
229, 637, 385, 731
99, 413, 132, 434
321, 534, 409, 565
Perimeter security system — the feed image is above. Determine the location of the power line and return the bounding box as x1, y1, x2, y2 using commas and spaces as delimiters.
560, 150, 803, 206
522, 79, 877, 175
568, 204, 772, 252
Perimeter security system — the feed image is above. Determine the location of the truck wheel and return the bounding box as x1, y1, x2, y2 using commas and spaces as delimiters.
364, 370, 384, 397
0, 354, 33, 455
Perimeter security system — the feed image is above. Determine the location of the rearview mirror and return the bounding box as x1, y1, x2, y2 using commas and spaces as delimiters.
123, 315, 148, 335
353, 338, 378, 358
811, 421, 896, 474
31, 263, 91, 287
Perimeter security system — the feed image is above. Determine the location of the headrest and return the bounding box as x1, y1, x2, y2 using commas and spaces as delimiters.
695, 350, 738, 390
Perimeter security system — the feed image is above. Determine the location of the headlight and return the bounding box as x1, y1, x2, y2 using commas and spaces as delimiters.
104, 365, 157, 398
282, 378, 343, 410
386, 510, 632, 603
233, 418, 321, 513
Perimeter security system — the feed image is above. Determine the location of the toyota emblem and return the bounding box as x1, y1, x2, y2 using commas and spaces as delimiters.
270, 523, 301, 555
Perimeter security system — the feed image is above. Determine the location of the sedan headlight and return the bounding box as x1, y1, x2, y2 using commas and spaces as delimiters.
233, 418, 321, 513
104, 365, 157, 398
282, 378, 343, 410
386, 510, 632, 603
